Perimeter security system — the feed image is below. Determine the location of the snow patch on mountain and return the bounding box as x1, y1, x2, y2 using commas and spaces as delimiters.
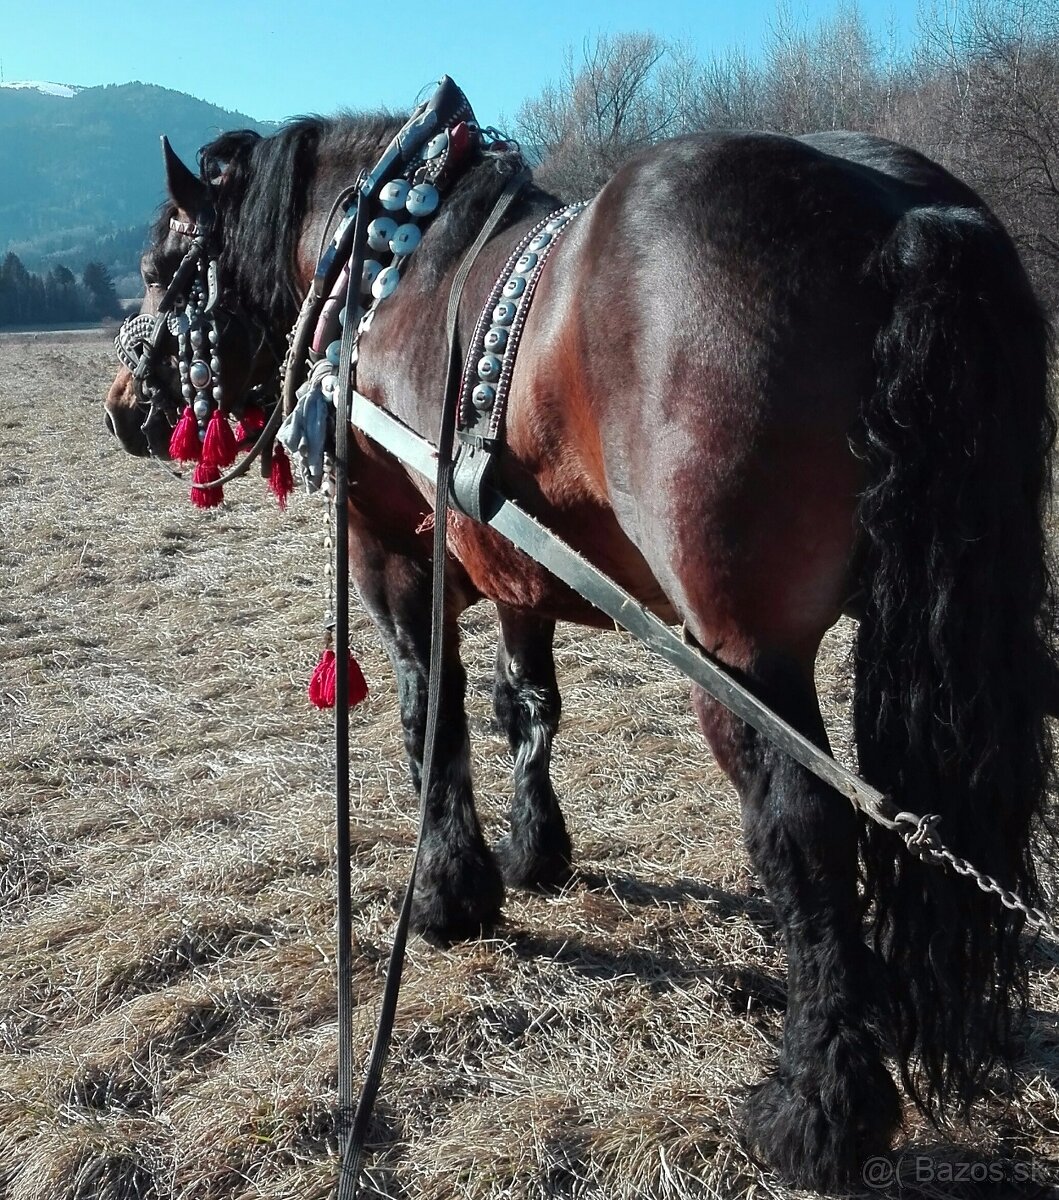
0, 81, 81, 98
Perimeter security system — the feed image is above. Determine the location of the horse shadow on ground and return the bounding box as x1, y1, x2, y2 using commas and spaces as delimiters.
497, 872, 1059, 1200
494, 868, 787, 1016
356, 874, 1058, 1197
576, 867, 776, 928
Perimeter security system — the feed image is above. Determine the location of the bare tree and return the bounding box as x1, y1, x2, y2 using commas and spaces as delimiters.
692, 47, 768, 130
762, 2, 820, 132
653, 39, 706, 137
817, 2, 887, 128
909, 0, 1059, 300
515, 3, 1059, 303
965, 0, 1059, 294
515, 33, 673, 198
758, 2, 889, 133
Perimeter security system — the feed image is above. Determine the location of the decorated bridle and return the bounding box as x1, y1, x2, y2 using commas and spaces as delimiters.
114, 81, 491, 514
114, 176, 288, 506
112, 77, 518, 690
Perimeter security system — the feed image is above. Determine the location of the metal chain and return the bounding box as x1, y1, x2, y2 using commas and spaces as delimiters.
890, 810, 1058, 938
321, 459, 336, 646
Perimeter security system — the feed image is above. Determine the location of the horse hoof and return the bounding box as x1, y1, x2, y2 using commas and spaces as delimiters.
409, 842, 505, 945
741, 1057, 900, 1192
495, 833, 573, 892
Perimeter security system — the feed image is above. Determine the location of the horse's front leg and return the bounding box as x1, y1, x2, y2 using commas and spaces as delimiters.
694, 656, 901, 1191
492, 605, 572, 889
349, 520, 504, 943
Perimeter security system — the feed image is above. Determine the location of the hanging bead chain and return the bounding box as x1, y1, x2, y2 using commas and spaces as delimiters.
280, 125, 468, 496
173, 271, 223, 439
321, 452, 337, 648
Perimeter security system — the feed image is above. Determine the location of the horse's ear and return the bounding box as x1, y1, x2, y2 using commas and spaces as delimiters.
162, 135, 208, 215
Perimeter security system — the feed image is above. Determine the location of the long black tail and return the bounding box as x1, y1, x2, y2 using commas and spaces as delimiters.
854, 203, 1056, 1116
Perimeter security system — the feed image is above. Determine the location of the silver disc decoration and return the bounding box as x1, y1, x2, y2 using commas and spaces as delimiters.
304, 143, 461, 462
168, 267, 224, 436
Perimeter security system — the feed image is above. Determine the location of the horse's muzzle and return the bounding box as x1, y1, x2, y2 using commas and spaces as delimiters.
104, 368, 157, 457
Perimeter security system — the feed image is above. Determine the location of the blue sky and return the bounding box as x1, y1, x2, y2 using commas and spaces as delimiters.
1, 0, 927, 125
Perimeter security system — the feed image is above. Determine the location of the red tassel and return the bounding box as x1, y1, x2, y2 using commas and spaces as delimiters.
268, 444, 295, 509
308, 648, 368, 709
201, 409, 238, 470
235, 405, 266, 442
308, 649, 336, 708
169, 406, 201, 462
190, 460, 224, 508
348, 652, 369, 707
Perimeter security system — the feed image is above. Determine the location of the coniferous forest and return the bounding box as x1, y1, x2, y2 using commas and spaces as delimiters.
0, 254, 123, 328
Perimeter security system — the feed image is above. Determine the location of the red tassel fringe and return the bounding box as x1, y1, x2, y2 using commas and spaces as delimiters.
169, 406, 201, 462
348, 653, 369, 706
269, 445, 295, 509
307, 649, 335, 708
202, 409, 237, 470
190, 460, 224, 508
235, 405, 266, 442
308, 648, 368, 709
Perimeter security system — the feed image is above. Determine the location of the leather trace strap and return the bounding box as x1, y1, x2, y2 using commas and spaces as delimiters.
348, 392, 900, 826
333, 168, 529, 1200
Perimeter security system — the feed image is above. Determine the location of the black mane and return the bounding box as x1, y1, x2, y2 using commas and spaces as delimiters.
199, 115, 351, 329
159, 111, 554, 332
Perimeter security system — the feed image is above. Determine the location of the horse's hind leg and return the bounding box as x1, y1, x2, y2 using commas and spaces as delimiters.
492, 605, 572, 889
349, 523, 504, 943
693, 655, 901, 1190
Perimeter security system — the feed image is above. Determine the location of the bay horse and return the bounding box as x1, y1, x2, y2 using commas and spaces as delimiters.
104, 107, 1056, 1190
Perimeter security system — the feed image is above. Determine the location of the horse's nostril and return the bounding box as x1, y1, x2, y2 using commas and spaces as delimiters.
103, 410, 117, 437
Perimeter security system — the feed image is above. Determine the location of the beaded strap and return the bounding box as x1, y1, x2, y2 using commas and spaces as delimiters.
457, 202, 587, 446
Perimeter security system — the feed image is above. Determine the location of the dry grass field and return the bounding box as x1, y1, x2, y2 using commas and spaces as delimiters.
0, 332, 1057, 1199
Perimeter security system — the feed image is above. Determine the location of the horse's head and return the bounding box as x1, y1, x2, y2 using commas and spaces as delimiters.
105, 136, 281, 459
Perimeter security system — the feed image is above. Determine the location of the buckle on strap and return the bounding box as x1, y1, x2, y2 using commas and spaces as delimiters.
169, 215, 212, 238
451, 439, 500, 524
456, 429, 496, 452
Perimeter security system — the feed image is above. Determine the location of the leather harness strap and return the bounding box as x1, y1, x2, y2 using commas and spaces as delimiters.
334, 168, 529, 1200
346, 389, 902, 832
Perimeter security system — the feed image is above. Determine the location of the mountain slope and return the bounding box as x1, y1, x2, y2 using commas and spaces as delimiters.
0, 82, 277, 289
